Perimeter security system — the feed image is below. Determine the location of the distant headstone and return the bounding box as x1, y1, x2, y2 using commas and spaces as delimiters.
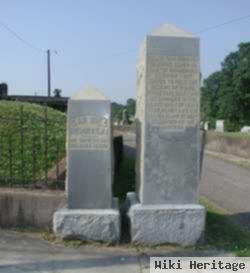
216, 120, 224, 132
127, 24, 205, 246
121, 108, 129, 125
204, 121, 209, 131
53, 86, 120, 243
241, 126, 250, 133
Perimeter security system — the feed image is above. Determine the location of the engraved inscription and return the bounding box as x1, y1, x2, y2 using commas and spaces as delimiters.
147, 55, 199, 131
69, 115, 109, 150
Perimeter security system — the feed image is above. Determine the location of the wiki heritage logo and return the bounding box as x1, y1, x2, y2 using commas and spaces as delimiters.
150, 257, 250, 272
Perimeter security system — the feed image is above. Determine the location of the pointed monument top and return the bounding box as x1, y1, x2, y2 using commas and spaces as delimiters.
71, 86, 108, 101
149, 24, 195, 38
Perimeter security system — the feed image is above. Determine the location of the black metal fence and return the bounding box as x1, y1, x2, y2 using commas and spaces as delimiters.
0, 104, 66, 189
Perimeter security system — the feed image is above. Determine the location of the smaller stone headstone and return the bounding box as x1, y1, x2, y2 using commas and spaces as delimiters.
216, 120, 224, 132
66, 86, 112, 209
53, 86, 120, 243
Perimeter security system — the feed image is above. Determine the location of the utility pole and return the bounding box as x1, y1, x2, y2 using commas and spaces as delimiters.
47, 49, 51, 97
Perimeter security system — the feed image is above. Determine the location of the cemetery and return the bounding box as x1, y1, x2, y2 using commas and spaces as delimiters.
0, 24, 206, 246
0, 23, 249, 252
0, 1, 250, 268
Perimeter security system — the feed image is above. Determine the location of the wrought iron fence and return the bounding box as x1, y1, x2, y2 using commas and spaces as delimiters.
0, 104, 66, 189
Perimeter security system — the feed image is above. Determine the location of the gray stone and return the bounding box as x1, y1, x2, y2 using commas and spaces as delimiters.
127, 193, 205, 246
136, 24, 201, 205
53, 86, 120, 243
53, 204, 120, 244
66, 86, 113, 209
216, 120, 224, 132
127, 24, 205, 246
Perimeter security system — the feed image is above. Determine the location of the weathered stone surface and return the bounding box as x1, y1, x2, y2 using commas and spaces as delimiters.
136, 24, 201, 205
53, 86, 121, 243
53, 206, 120, 244
127, 193, 205, 246
127, 24, 206, 246
66, 86, 113, 209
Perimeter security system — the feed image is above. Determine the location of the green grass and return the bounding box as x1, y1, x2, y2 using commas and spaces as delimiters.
207, 131, 250, 140
0, 101, 66, 185
114, 155, 250, 256
200, 197, 250, 256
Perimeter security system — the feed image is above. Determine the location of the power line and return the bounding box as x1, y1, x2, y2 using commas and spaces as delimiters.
0, 19, 45, 53
198, 13, 250, 34
104, 14, 250, 61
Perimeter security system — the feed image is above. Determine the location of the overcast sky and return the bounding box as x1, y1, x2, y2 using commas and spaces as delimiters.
0, 0, 250, 103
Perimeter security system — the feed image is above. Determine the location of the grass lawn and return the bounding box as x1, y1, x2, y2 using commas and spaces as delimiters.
207, 131, 250, 140
200, 197, 250, 257
114, 154, 250, 256
0, 101, 66, 186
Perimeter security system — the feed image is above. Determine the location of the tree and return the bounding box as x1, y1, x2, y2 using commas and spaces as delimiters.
126, 98, 136, 118
111, 102, 124, 122
201, 42, 250, 131
201, 71, 222, 127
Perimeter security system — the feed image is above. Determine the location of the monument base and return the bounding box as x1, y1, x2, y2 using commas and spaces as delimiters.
53, 200, 120, 244
126, 192, 206, 246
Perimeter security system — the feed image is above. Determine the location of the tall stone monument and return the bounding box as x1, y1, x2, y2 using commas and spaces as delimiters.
53, 86, 120, 243
127, 24, 206, 246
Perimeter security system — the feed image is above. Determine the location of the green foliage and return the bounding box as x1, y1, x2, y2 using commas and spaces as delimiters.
111, 102, 124, 122
201, 42, 250, 131
201, 197, 250, 256
0, 101, 66, 185
201, 71, 222, 127
126, 98, 136, 118
111, 98, 136, 123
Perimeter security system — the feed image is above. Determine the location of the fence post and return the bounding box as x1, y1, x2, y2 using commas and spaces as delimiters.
20, 105, 25, 185
8, 136, 13, 186
32, 133, 37, 187
56, 139, 59, 182
44, 105, 48, 185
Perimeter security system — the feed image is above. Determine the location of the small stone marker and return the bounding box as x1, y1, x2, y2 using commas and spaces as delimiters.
53, 86, 120, 243
204, 121, 209, 131
127, 24, 205, 246
216, 120, 224, 132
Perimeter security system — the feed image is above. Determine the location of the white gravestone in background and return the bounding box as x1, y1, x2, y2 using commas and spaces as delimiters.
241, 126, 250, 133
216, 120, 224, 132
204, 121, 209, 131
127, 24, 206, 246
